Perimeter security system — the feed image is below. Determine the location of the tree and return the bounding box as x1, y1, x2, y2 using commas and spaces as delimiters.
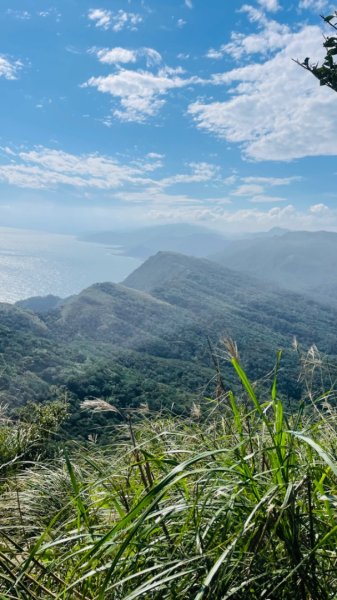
296, 12, 337, 93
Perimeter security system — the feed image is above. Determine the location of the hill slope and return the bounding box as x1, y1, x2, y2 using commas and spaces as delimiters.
123, 251, 337, 354
2, 251, 337, 438
212, 230, 337, 306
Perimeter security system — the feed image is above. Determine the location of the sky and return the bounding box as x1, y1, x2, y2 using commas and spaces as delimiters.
0, 0, 337, 234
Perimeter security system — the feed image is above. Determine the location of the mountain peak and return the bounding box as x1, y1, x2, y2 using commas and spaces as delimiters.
123, 251, 216, 293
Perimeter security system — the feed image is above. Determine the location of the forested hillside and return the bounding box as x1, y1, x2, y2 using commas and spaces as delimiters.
0, 251, 333, 440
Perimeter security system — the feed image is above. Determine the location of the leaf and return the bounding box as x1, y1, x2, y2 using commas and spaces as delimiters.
288, 430, 337, 478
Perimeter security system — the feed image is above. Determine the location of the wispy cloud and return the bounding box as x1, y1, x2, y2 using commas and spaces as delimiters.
206, 10, 290, 60
92, 46, 161, 67
0, 147, 157, 190
0, 55, 22, 80
257, 0, 280, 12
88, 8, 143, 32
298, 0, 328, 10
232, 184, 265, 196
0, 146, 334, 231
250, 194, 286, 203
6, 9, 31, 20
0, 148, 219, 197
229, 175, 300, 202
37, 9, 62, 20
6, 7, 61, 20
242, 176, 302, 186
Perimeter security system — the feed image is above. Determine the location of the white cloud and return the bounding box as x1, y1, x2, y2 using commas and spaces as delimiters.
147, 205, 230, 223
83, 67, 202, 122
0, 147, 160, 190
143, 202, 337, 233
177, 19, 186, 28
242, 176, 301, 185
232, 184, 264, 196
88, 8, 111, 29
159, 162, 220, 187
1, 146, 336, 232
0, 148, 219, 202
189, 22, 337, 161
225, 204, 337, 231
257, 0, 280, 11
6, 9, 31, 20
185, 0, 193, 8
310, 202, 329, 213
240, 4, 268, 24
250, 194, 286, 203
0, 56, 22, 80
95, 47, 137, 64
299, 0, 328, 10
206, 48, 224, 60
152, 202, 337, 232
116, 189, 202, 205
229, 175, 300, 201
38, 9, 61, 20
88, 8, 143, 32
93, 46, 162, 67
146, 152, 165, 159
209, 18, 291, 60
206, 7, 290, 60
142, 48, 162, 67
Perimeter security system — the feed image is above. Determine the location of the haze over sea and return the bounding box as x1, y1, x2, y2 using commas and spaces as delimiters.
0, 228, 141, 303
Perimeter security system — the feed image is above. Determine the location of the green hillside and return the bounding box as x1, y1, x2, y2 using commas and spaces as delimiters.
124, 251, 337, 354
2, 251, 337, 439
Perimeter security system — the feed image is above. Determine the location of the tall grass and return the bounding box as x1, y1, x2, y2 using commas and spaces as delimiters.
1, 348, 337, 598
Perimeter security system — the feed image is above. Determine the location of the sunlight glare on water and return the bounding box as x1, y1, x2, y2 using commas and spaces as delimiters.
0, 228, 141, 303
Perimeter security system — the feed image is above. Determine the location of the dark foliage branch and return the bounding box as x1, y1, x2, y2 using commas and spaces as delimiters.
295, 12, 337, 92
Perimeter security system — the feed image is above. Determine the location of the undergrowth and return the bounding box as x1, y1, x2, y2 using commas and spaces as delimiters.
1, 344, 337, 598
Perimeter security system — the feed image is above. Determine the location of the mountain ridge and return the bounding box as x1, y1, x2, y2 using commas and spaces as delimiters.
211, 230, 337, 306
3, 249, 337, 438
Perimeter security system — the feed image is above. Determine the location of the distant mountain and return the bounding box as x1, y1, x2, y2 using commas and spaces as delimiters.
3, 250, 337, 439
123, 251, 337, 356
211, 230, 337, 306
247, 227, 289, 239
79, 223, 230, 259
16, 294, 63, 314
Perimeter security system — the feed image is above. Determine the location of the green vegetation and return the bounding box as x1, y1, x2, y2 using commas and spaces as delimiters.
2, 250, 337, 442
1, 347, 337, 598
297, 11, 337, 93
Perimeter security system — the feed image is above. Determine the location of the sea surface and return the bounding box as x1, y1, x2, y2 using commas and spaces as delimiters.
0, 228, 142, 303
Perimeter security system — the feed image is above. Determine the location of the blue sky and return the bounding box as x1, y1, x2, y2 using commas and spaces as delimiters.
0, 0, 336, 233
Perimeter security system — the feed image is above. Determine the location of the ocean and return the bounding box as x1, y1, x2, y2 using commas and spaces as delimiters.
0, 228, 142, 303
